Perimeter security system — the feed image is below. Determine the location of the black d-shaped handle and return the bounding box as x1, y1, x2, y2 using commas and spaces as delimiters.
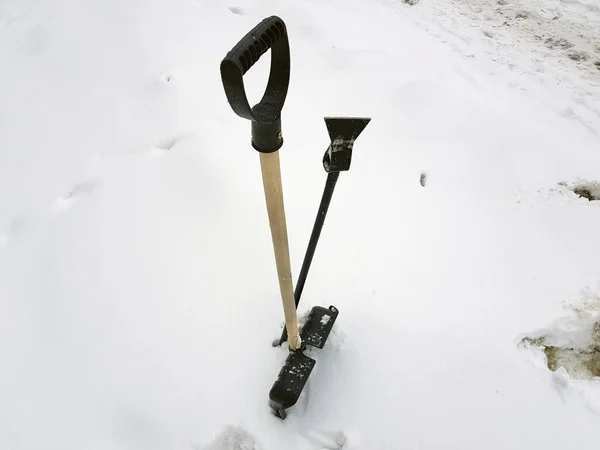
220, 16, 291, 153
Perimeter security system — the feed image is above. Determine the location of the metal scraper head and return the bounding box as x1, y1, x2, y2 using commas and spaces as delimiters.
323, 117, 371, 173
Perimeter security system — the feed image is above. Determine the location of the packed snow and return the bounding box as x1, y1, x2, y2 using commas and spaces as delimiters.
1, 0, 600, 449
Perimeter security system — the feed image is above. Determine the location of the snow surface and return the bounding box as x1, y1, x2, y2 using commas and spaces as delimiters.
1, 0, 600, 449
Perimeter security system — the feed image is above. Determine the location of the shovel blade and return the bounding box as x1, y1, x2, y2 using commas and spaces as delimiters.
269, 351, 316, 410
300, 305, 339, 349
269, 305, 339, 416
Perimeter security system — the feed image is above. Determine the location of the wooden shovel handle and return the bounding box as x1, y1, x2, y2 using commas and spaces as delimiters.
259, 151, 301, 350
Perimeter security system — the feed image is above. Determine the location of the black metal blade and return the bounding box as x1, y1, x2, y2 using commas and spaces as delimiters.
324, 117, 371, 143
300, 305, 339, 349
269, 351, 316, 410
323, 117, 371, 172
269, 306, 339, 417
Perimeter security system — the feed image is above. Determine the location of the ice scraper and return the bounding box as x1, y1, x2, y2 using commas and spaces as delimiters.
276, 116, 371, 348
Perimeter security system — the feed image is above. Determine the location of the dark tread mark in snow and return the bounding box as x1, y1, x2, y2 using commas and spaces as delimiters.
544, 37, 574, 50
568, 52, 589, 62
420, 172, 427, 187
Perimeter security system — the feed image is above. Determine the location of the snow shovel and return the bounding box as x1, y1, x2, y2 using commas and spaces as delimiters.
219, 16, 370, 420
220, 16, 303, 350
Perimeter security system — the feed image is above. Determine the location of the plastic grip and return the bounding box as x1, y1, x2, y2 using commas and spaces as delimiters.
220, 16, 291, 152
227, 17, 286, 76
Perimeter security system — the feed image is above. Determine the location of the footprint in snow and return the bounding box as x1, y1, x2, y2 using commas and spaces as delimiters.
0, 216, 31, 249
198, 425, 264, 450
147, 136, 178, 158
56, 180, 98, 210
150, 133, 197, 157
0, 216, 28, 247
303, 430, 343, 449
228, 6, 245, 15
301, 429, 360, 449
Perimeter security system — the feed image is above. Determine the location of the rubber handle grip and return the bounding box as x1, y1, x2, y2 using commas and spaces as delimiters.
220, 16, 291, 152
225, 16, 287, 76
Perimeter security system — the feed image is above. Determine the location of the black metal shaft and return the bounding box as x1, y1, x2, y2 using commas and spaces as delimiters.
278, 171, 340, 346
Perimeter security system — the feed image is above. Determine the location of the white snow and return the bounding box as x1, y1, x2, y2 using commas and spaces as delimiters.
1, 0, 600, 449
